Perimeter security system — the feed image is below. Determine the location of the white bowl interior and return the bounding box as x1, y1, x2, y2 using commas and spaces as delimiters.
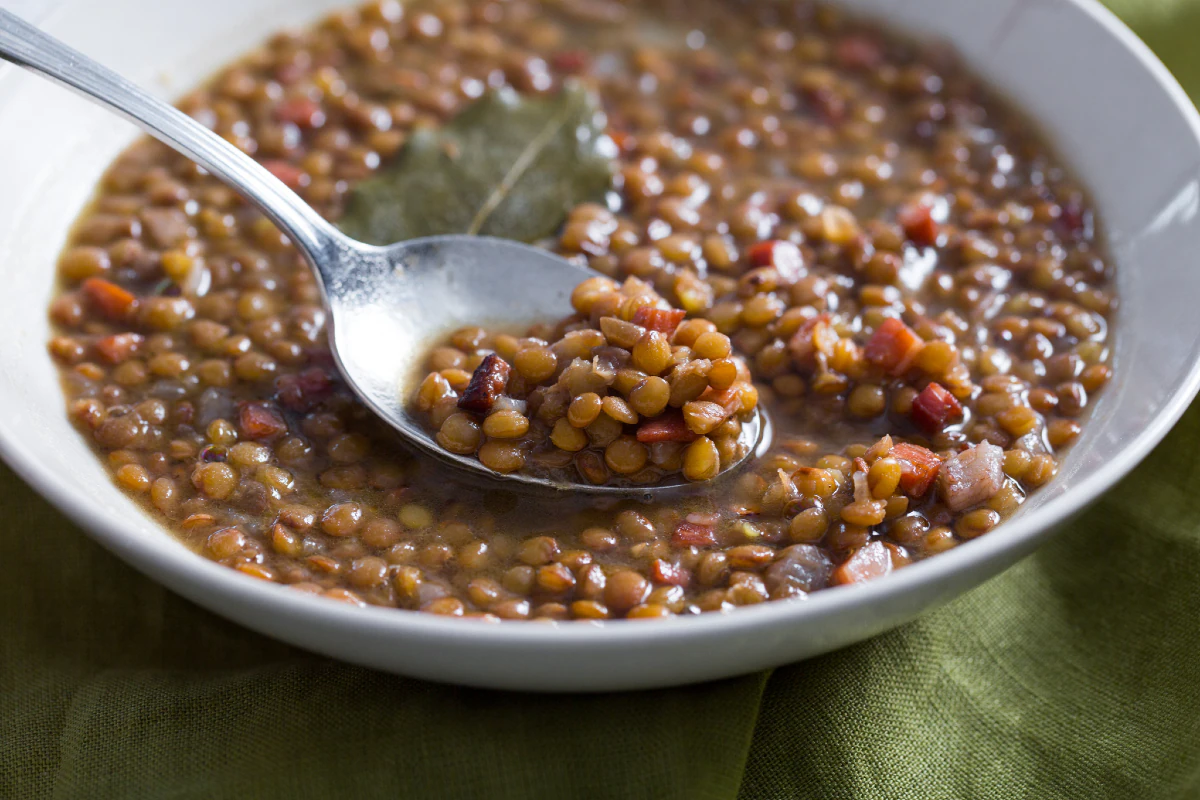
0, 0, 1196, 691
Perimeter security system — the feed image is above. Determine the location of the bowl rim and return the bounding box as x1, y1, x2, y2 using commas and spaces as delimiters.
3, 0, 1199, 651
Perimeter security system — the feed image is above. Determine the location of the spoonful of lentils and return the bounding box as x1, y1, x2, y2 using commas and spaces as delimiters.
0, 8, 771, 495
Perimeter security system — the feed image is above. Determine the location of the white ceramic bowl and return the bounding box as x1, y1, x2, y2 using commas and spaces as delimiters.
2, 0, 1198, 691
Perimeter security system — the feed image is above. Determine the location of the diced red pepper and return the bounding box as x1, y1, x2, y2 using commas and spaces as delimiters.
550, 50, 589, 74
832, 541, 893, 586
671, 522, 717, 548
636, 410, 699, 443
274, 97, 325, 129
864, 318, 924, 376
81, 278, 138, 322
457, 353, 512, 413
238, 402, 288, 440
650, 559, 691, 587
891, 442, 942, 497
899, 202, 939, 247
93, 332, 144, 364
631, 306, 686, 336
910, 382, 963, 434
262, 159, 308, 190
746, 240, 805, 283
835, 34, 883, 70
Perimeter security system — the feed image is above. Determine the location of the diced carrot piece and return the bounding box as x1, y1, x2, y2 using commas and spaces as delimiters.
636, 410, 699, 443
864, 317, 924, 376
671, 522, 717, 548
632, 306, 686, 335
746, 239, 804, 282
81, 278, 138, 322
832, 541, 893, 585
911, 382, 963, 434
274, 97, 325, 129
891, 442, 942, 497
93, 332, 144, 364
899, 202, 939, 246
650, 559, 691, 586
262, 159, 308, 190
238, 402, 288, 440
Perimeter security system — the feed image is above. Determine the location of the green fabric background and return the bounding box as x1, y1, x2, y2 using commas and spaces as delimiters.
5, 1, 1200, 797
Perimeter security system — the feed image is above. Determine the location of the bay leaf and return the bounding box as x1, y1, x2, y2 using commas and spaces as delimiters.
338, 83, 615, 245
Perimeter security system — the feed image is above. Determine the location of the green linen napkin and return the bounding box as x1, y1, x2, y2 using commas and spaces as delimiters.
6, 1, 1200, 797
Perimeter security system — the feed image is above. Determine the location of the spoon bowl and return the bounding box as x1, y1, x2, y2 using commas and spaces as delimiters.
0, 9, 771, 495
323, 233, 772, 494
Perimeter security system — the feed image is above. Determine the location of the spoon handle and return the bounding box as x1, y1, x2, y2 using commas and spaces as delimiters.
0, 8, 347, 266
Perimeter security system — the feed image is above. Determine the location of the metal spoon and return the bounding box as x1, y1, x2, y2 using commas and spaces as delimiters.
0, 8, 771, 495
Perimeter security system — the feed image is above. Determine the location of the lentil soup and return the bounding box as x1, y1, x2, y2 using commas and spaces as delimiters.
48, 0, 1114, 620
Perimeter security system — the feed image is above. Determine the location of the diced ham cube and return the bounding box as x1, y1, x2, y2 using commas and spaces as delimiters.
671, 521, 717, 548
275, 367, 334, 412
274, 97, 325, 129
805, 86, 846, 124
835, 35, 883, 70
1058, 198, 1090, 237
911, 382, 963, 433
631, 306, 686, 335
457, 353, 511, 413
864, 318, 924, 376
938, 441, 1005, 511
650, 559, 691, 587
787, 313, 838, 368
238, 402, 288, 440
899, 202, 939, 247
891, 442, 942, 497
746, 240, 805, 283
698, 384, 744, 416
832, 540, 894, 586
550, 50, 589, 74
637, 410, 699, 443
93, 332, 144, 364
262, 159, 309, 190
